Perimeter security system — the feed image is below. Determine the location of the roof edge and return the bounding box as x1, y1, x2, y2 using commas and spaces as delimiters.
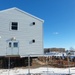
0, 7, 44, 23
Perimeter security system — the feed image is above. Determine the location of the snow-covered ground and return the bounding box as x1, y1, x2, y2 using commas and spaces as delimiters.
0, 67, 75, 75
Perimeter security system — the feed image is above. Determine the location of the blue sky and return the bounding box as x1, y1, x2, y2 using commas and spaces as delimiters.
0, 0, 75, 50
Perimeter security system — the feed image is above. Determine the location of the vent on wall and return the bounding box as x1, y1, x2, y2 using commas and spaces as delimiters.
32, 39, 35, 43
32, 22, 35, 25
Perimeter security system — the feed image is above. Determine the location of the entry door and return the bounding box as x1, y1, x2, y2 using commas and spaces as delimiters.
6, 41, 19, 55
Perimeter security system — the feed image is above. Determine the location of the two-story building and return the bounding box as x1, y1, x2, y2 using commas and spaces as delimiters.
0, 7, 44, 68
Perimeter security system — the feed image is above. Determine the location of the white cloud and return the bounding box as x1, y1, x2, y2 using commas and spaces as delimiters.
53, 32, 59, 35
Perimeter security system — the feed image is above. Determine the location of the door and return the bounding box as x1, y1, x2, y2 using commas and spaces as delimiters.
6, 41, 19, 55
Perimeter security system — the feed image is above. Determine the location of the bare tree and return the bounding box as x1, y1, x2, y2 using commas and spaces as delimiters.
69, 47, 75, 51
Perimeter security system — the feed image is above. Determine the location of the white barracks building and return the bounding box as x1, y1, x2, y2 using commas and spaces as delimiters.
0, 7, 44, 68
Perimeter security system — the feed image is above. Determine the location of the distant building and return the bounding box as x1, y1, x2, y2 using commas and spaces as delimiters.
66, 50, 75, 56
44, 48, 65, 54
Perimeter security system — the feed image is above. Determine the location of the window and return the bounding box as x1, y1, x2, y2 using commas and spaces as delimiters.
9, 42, 12, 47
8, 41, 18, 48
11, 22, 18, 30
13, 42, 18, 47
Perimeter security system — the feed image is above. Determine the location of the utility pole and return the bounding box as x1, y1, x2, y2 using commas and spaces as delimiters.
66, 51, 71, 75
28, 55, 31, 75
8, 57, 10, 75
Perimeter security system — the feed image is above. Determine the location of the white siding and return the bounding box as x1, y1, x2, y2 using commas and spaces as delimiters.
0, 8, 44, 56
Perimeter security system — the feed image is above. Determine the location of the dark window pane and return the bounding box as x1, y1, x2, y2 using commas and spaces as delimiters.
12, 22, 17, 25
12, 26, 17, 30
13, 42, 18, 47
11, 22, 18, 30
9, 42, 11, 47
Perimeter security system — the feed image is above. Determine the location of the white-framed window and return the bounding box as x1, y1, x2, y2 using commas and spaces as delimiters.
13, 42, 18, 47
11, 22, 18, 30
8, 41, 19, 48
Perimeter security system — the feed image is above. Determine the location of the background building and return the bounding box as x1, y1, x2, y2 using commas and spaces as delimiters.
44, 48, 65, 54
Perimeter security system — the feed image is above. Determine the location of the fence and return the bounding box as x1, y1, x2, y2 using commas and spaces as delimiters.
0, 54, 75, 75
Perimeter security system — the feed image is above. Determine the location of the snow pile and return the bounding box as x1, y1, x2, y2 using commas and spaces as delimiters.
0, 67, 75, 75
